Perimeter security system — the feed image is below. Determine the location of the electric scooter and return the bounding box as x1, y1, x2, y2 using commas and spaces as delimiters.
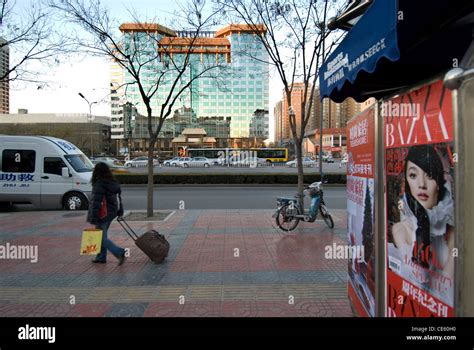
273, 181, 334, 231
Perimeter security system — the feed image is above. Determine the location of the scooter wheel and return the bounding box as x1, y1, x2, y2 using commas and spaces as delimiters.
276, 203, 300, 231
320, 204, 334, 229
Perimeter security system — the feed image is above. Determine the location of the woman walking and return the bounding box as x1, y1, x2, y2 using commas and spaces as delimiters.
87, 162, 126, 265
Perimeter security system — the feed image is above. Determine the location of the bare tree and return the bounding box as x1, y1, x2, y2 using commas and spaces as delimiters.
50, 0, 229, 217
0, 0, 70, 83
215, 0, 346, 209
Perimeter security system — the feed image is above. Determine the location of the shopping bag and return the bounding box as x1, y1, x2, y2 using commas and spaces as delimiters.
80, 228, 103, 255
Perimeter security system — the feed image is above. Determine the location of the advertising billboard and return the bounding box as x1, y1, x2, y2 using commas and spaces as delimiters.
384, 80, 455, 317
347, 107, 376, 317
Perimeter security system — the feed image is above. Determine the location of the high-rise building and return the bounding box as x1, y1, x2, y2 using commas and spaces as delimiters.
308, 89, 362, 131
307, 89, 322, 132
272, 83, 314, 145
110, 59, 125, 140
111, 23, 269, 152
0, 37, 9, 114
274, 100, 283, 143
281, 83, 312, 139
274, 86, 364, 154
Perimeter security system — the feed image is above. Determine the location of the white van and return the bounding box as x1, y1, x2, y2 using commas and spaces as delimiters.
0, 136, 93, 210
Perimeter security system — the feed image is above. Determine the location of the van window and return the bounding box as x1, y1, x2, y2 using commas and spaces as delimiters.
64, 154, 93, 173
44, 157, 67, 176
2, 150, 36, 173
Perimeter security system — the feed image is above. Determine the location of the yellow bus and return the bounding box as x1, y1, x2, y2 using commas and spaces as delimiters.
186, 148, 288, 163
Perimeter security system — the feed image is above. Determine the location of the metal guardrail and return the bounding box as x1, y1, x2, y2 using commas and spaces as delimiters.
157, 161, 346, 168
117, 160, 346, 171
124, 163, 159, 168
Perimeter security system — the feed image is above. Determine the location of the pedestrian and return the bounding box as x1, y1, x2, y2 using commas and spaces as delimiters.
87, 162, 126, 265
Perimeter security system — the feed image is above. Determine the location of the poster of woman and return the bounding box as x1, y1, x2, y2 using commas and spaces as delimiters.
385, 80, 455, 317
387, 144, 454, 309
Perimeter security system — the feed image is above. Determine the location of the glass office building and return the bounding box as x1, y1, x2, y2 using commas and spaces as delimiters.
110, 23, 269, 149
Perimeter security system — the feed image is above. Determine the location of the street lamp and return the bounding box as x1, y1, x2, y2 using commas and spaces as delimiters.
78, 92, 98, 157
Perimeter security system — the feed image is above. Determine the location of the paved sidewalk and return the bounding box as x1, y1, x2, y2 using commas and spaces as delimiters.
0, 209, 352, 317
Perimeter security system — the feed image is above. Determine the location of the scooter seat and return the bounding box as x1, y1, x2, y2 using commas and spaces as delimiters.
277, 197, 297, 202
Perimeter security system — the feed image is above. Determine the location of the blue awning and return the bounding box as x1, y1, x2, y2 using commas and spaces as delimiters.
319, 0, 399, 102
320, 0, 474, 102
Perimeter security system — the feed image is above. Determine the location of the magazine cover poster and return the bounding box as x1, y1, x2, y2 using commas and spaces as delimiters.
347, 107, 376, 317
384, 80, 455, 317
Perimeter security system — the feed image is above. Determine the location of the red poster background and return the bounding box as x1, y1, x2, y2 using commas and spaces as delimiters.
384, 80, 453, 149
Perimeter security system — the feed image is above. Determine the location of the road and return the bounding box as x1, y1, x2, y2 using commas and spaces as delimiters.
121, 185, 347, 210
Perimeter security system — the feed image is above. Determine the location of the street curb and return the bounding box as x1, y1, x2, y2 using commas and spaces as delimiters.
120, 183, 347, 187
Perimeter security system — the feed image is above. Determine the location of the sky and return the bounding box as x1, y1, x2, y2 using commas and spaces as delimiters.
9, 0, 285, 141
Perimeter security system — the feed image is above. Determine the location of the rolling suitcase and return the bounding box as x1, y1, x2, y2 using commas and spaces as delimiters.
117, 217, 170, 264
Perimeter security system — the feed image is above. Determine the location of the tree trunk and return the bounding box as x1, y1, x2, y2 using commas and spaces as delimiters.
295, 139, 305, 212
147, 138, 156, 218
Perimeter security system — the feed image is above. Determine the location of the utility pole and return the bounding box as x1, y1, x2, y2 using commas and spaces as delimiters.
319, 16, 327, 176
125, 102, 133, 160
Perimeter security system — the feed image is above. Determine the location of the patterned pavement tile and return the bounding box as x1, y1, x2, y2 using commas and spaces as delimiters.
221, 272, 255, 285
191, 272, 223, 285
104, 303, 149, 317
67, 303, 111, 317
0, 302, 42, 317
179, 301, 222, 317
158, 272, 195, 285
26, 303, 74, 317
0, 209, 352, 317
221, 300, 259, 317
0, 274, 47, 288
143, 302, 182, 317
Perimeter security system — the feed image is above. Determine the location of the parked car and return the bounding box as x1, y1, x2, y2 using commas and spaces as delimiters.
91, 156, 123, 168
124, 156, 159, 168
230, 157, 266, 167
163, 157, 182, 167
181, 157, 212, 168
176, 157, 191, 167
286, 157, 317, 167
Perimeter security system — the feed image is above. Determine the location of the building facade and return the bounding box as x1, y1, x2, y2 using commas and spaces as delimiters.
0, 113, 111, 155
274, 83, 314, 148
0, 37, 9, 114
249, 108, 269, 147
118, 104, 231, 156
110, 23, 269, 153
274, 100, 283, 143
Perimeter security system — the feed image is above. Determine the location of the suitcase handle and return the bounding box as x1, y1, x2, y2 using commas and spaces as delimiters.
117, 217, 139, 240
